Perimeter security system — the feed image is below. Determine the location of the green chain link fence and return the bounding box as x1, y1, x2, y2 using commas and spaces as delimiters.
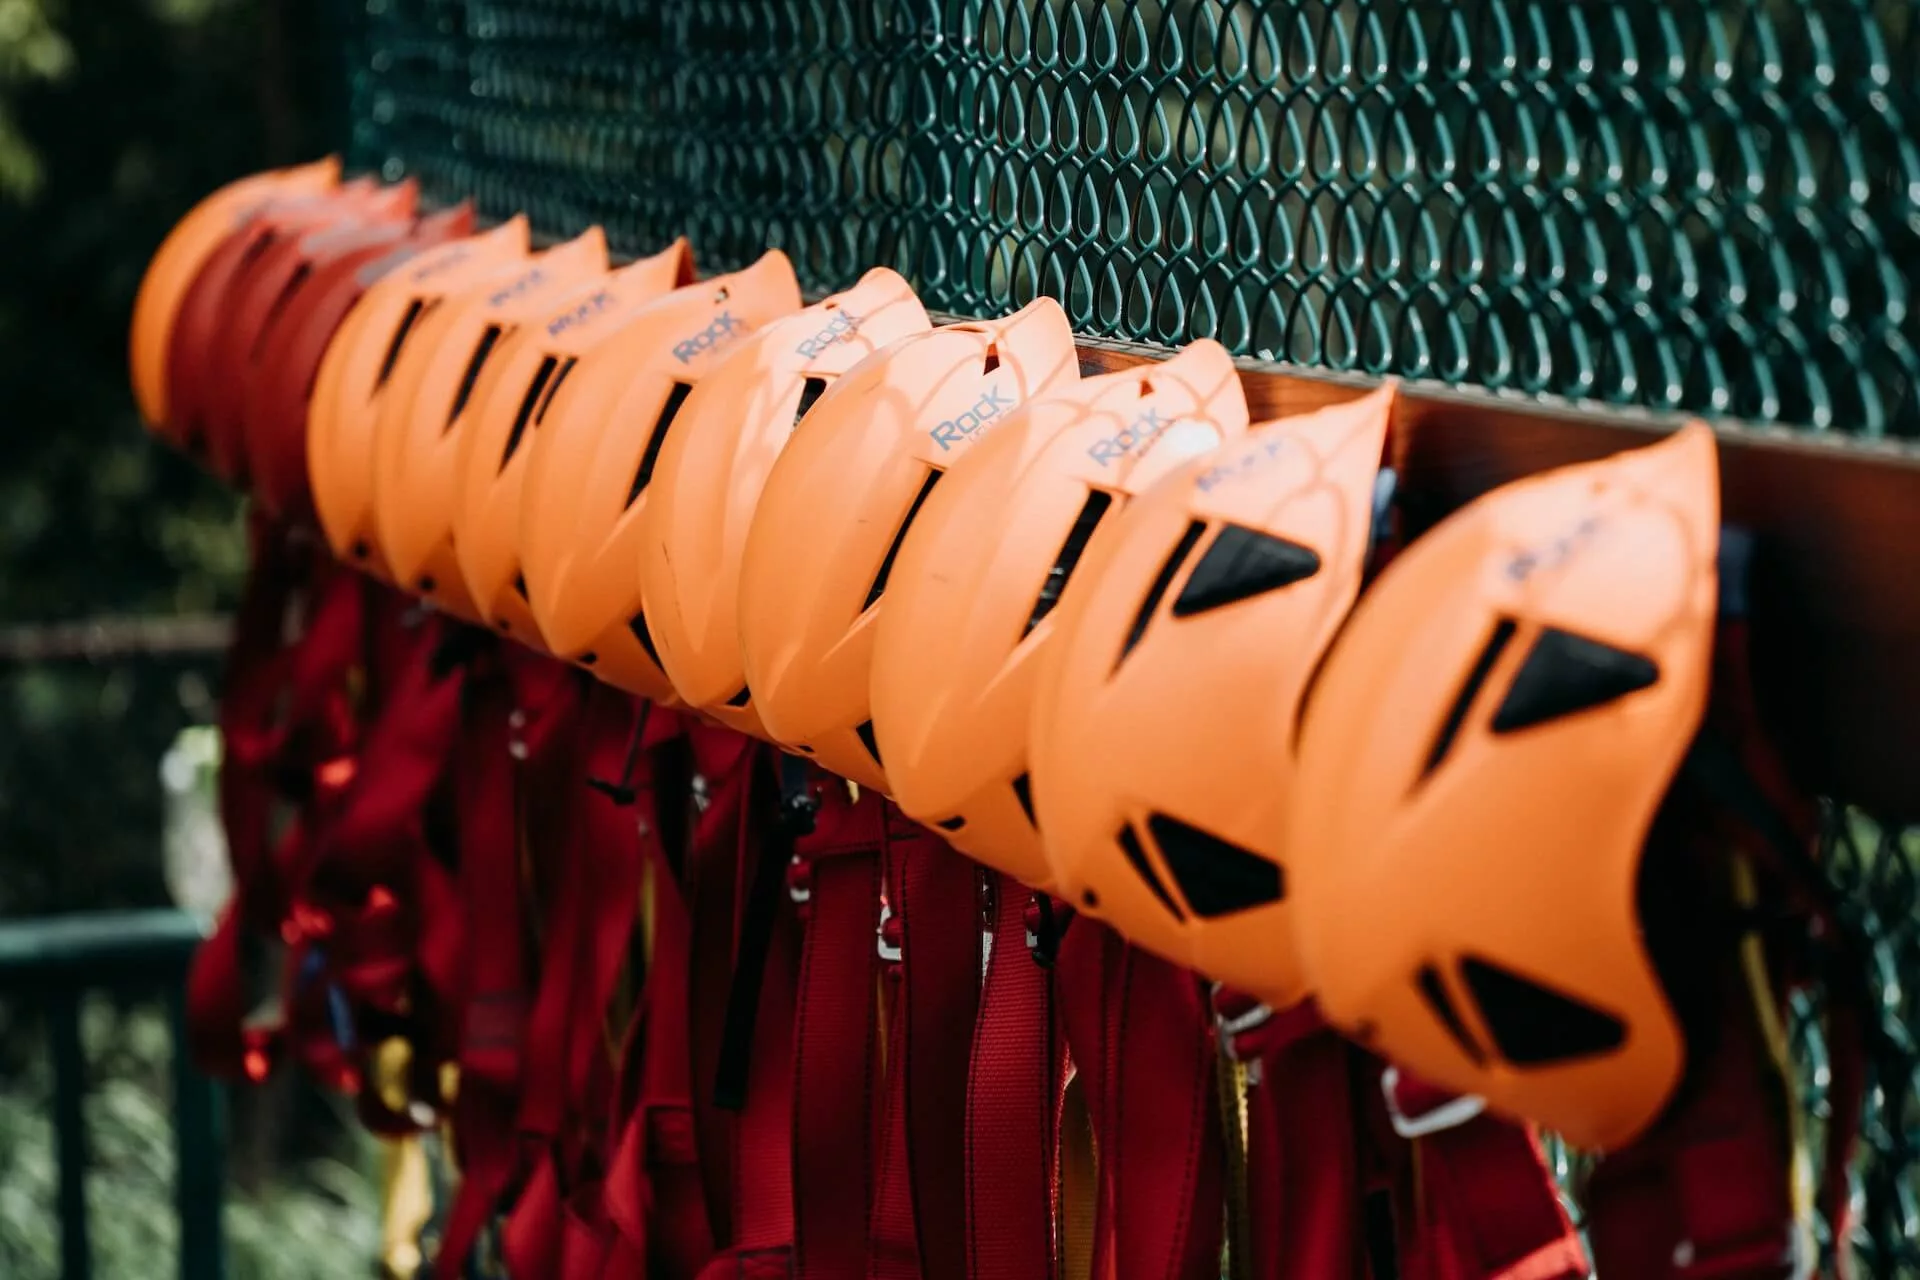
337, 0, 1920, 1270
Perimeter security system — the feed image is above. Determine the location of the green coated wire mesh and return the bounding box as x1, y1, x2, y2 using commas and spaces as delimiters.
337, 0, 1920, 1271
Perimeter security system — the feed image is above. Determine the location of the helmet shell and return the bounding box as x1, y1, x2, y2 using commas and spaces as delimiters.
1288, 424, 1719, 1151
737, 299, 1081, 794
309, 217, 534, 578
1029, 385, 1392, 995
870, 341, 1250, 887
443, 239, 697, 645
637, 268, 930, 736
517, 251, 804, 697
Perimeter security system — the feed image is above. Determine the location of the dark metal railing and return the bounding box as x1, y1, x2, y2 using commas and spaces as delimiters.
0, 909, 225, 1280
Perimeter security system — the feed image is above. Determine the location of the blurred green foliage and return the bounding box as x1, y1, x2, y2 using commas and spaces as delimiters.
0, 999, 382, 1280
0, 2, 382, 1273
0, 0, 349, 916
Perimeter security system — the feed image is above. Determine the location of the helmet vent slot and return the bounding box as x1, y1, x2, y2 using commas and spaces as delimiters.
449, 324, 504, 428
499, 354, 558, 468
982, 346, 1001, 375
1026, 489, 1115, 637
1421, 617, 1517, 780
375, 298, 430, 389
1011, 773, 1036, 827
1117, 824, 1184, 922
628, 611, 662, 667
627, 380, 694, 508
252, 263, 312, 362
1490, 627, 1661, 734
1459, 955, 1626, 1066
1114, 519, 1206, 673
794, 376, 828, 427
936, 816, 967, 832
862, 468, 943, 612
1172, 524, 1322, 617
854, 720, 883, 769
1145, 813, 1281, 918
725, 686, 754, 708
1415, 964, 1486, 1065
534, 356, 577, 425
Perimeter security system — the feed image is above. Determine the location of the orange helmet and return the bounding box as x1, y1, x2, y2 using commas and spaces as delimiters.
517, 251, 803, 697
444, 238, 698, 646
638, 268, 930, 737
131, 157, 341, 438
868, 342, 1250, 886
243, 205, 477, 520
372, 230, 686, 628
309, 217, 535, 577
1026, 387, 1393, 994
172, 179, 418, 480
1287, 424, 1720, 1152
737, 299, 1081, 793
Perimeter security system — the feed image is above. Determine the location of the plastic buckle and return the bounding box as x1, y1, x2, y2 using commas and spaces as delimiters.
1380, 1064, 1486, 1139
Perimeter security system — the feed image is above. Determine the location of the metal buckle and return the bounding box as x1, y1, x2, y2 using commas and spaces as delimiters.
786, 853, 811, 905
1211, 982, 1273, 1064
1380, 1065, 1486, 1139
877, 901, 902, 963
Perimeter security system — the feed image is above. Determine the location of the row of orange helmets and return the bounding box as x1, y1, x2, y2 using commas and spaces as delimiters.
129, 159, 1807, 1164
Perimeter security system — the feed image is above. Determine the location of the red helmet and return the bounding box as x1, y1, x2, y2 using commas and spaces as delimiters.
169, 179, 417, 478
131, 157, 341, 439
736, 300, 1081, 793
243, 205, 477, 518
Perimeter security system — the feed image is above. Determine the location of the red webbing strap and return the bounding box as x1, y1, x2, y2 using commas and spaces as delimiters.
604, 810, 714, 1280
1584, 954, 1801, 1280
191, 523, 359, 1077
435, 653, 582, 1277
1057, 920, 1224, 1280
684, 727, 761, 1245
870, 837, 920, 1280
967, 875, 1060, 1280
898, 826, 982, 1280
506, 688, 668, 1280
790, 781, 888, 1280
1377, 1072, 1587, 1280
1212, 995, 1366, 1280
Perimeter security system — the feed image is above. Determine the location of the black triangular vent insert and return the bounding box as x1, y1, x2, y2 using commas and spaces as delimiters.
1118, 824, 1183, 921
1172, 524, 1322, 616
1144, 813, 1281, 918
1459, 955, 1626, 1066
1490, 627, 1660, 734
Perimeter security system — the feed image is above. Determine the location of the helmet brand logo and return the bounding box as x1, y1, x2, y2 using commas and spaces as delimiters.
1506, 515, 1606, 583
487, 267, 547, 308
795, 311, 863, 359
409, 246, 471, 283
545, 289, 618, 338
1194, 436, 1290, 493
929, 386, 1014, 450
1087, 408, 1180, 468
674, 311, 747, 363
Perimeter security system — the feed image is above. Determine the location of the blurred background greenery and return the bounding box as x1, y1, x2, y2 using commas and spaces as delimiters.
0, 1, 380, 1274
